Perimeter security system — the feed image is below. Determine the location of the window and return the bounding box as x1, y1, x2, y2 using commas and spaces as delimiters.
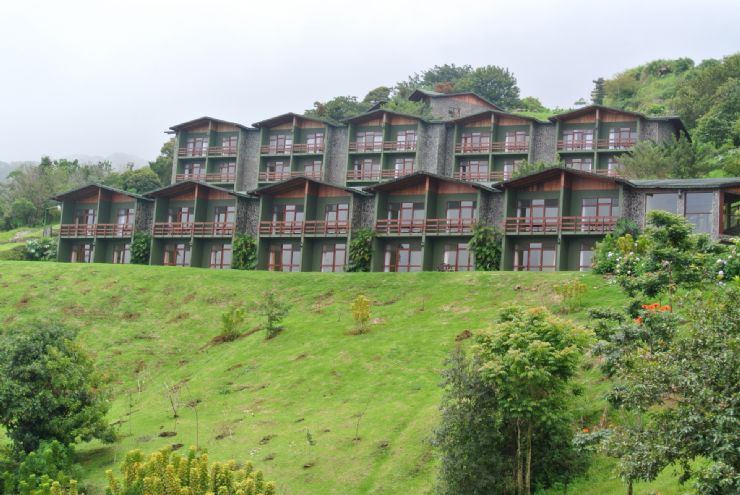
321, 243, 346, 272
213, 206, 235, 235
325, 203, 349, 224
515, 199, 559, 232
459, 160, 489, 180
607, 157, 621, 175
75, 208, 96, 225
387, 202, 425, 232
305, 133, 324, 153
685, 192, 713, 234
265, 161, 290, 180
393, 158, 414, 177
562, 129, 594, 150
443, 243, 473, 271
218, 162, 236, 180
504, 131, 529, 152
268, 243, 301, 272
646, 193, 678, 214
448, 107, 461, 118
581, 197, 620, 218
304, 160, 322, 179
565, 157, 593, 172
355, 131, 383, 152
168, 207, 193, 223
460, 132, 490, 152
446, 200, 476, 231
185, 137, 207, 156
164, 243, 191, 267
117, 208, 134, 225
351, 158, 381, 180
272, 204, 304, 234
71, 243, 93, 263
221, 136, 238, 154
210, 243, 232, 269
514, 241, 556, 271
384, 242, 422, 272
268, 134, 292, 154
183, 162, 204, 178
395, 130, 417, 150
608, 127, 636, 149
112, 244, 131, 264
579, 241, 595, 272
503, 159, 524, 179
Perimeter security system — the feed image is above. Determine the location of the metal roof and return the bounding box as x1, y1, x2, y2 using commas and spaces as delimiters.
144, 180, 254, 199
51, 183, 152, 202
168, 116, 251, 132
363, 171, 498, 193
250, 177, 372, 197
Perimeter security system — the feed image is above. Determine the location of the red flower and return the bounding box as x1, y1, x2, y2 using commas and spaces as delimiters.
634, 317, 643, 324
582, 427, 590, 433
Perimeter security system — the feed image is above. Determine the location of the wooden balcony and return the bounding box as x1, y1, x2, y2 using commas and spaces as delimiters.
374, 218, 476, 235
259, 143, 325, 154
454, 141, 529, 154
175, 173, 236, 183
304, 221, 349, 236
153, 222, 234, 237
177, 147, 207, 157
259, 221, 304, 236
453, 171, 509, 181
207, 146, 238, 157
59, 223, 134, 238
346, 169, 414, 181
504, 216, 618, 234
258, 169, 322, 182
557, 140, 595, 151
348, 141, 417, 152
596, 138, 636, 150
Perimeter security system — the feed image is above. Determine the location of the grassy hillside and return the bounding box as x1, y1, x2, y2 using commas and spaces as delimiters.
0, 225, 53, 252
0, 262, 687, 494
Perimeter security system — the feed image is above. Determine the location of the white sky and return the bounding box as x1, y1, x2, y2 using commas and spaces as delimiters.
0, 0, 738, 163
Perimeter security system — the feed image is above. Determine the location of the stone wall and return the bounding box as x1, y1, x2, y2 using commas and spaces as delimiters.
428, 98, 492, 120
351, 195, 375, 232
417, 123, 447, 174
325, 126, 349, 186
239, 130, 261, 192
237, 197, 260, 237
532, 123, 557, 163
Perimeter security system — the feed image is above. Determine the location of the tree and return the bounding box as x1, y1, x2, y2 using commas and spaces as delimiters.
231, 234, 257, 270
475, 307, 592, 495
591, 77, 606, 105
0, 323, 114, 452
350, 295, 371, 334
305, 96, 368, 122
361, 86, 391, 106
518, 96, 548, 113
148, 138, 174, 185
455, 65, 521, 109
9, 198, 36, 227
256, 288, 289, 339
694, 78, 740, 147
106, 168, 161, 194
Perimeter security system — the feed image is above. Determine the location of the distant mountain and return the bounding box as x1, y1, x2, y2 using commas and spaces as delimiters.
66, 152, 148, 171
0, 161, 17, 180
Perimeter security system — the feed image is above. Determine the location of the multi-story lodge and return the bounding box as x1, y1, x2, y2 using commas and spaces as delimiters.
53, 93, 740, 271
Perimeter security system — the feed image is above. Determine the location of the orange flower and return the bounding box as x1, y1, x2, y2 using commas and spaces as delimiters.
660, 305, 671, 312
582, 427, 590, 433
633, 317, 643, 324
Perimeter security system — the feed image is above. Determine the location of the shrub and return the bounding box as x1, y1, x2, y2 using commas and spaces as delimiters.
24, 238, 56, 261
467, 224, 502, 271
0, 441, 81, 495
348, 229, 374, 272
350, 295, 371, 334
553, 279, 587, 313
256, 289, 289, 339
232, 234, 257, 270
0, 245, 27, 261
106, 447, 276, 495
219, 307, 245, 342
130, 232, 151, 265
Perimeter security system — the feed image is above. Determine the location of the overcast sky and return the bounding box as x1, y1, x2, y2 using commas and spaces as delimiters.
0, 0, 738, 165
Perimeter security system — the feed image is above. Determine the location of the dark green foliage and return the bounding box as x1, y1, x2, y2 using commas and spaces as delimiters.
591, 78, 605, 105
674, 53, 739, 130
0, 323, 115, 453
148, 138, 174, 185
454, 65, 520, 109
305, 96, 369, 122
9, 199, 36, 228
348, 229, 374, 272
0, 245, 26, 261
467, 224, 501, 271
256, 289, 289, 339
511, 159, 558, 178
0, 440, 81, 495
618, 134, 707, 179
129, 232, 151, 265
24, 238, 57, 261
694, 78, 740, 147
104, 168, 161, 194
219, 307, 245, 342
517, 96, 548, 113
231, 234, 257, 270
361, 86, 391, 106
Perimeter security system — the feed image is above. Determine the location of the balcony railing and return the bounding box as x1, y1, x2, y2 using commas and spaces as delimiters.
259, 143, 325, 154
557, 140, 595, 151
504, 216, 618, 234
346, 169, 414, 181
258, 169, 322, 182
374, 218, 476, 235
153, 222, 235, 237
304, 221, 349, 235
207, 146, 238, 156
59, 223, 134, 238
177, 147, 207, 157
259, 221, 304, 236
453, 171, 510, 181
596, 138, 636, 150
176, 146, 238, 157
454, 141, 529, 153
153, 222, 195, 237
175, 173, 236, 183
348, 141, 417, 152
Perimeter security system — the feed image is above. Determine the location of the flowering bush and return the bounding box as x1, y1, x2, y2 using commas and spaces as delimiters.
713, 239, 740, 282
24, 238, 57, 261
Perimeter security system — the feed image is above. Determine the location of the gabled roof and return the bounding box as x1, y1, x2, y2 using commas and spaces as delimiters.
549, 105, 688, 139
168, 116, 251, 132
51, 183, 152, 202
629, 178, 740, 189
448, 109, 549, 125
363, 171, 497, 193
408, 88, 502, 111
250, 177, 372, 197
342, 108, 429, 124
496, 166, 629, 190
145, 180, 253, 199
252, 112, 341, 129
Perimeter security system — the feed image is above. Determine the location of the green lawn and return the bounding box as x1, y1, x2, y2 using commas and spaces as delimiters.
0, 262, 688, 495
0, 225, 55, 252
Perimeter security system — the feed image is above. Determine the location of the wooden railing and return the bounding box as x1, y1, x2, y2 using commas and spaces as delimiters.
304, 221, 349, 235
596, 138, 636, 150
454, 141, 529, 153
153, 222, 195, 236
259, 221, 304, 235
175, 173, 236, 183
177, 147, 207, 157
557, 140, 595, 151
348, 141, 417, 152
345, 169, 414, 181
504, 216, 618, 234
176, 147, 238, 157
453, 171, 508, 181
206, 146, 238, 156
153, 222, 234, 237
258, 169, 322, 181
259, 143, 325, 154
59, 224, 134, 237
374, 218, 476, 235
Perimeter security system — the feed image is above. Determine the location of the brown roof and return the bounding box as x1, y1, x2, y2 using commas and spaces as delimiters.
252, 112, 340, 128
145, 181, 252, 199
168, 116, 251, 132
250, 177, 371, 196
52, 184, 151, 202
364, 171, 496, 193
